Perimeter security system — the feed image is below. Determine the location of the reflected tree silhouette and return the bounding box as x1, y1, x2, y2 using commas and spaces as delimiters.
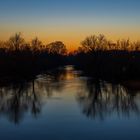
0, 66, 140, 124
0, 81, 42, 124
0, 67, 69, 124
77, 79, 140, 120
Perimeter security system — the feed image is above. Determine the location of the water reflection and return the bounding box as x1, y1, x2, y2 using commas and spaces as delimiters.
0, 80, 41, 124
0, 66, 140, 124
0, 66, 79, 124
77, 79, 140, 120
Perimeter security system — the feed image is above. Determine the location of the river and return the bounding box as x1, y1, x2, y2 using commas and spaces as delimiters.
0, 65, 140, 140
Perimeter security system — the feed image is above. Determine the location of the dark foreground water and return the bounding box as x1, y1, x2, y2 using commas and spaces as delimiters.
0, 66, 140, 140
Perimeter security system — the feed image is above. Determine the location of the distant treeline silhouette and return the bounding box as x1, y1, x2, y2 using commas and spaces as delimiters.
1, 33, 140, 80
70, 34, 140, 80
0, 33, 67, 75
76, 34, 140, 53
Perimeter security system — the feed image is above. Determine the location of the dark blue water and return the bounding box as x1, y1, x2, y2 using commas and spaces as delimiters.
0, 66, 140, 140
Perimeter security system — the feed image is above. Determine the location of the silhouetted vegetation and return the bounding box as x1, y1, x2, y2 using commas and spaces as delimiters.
0, 33, 67, 76
1, 33, 140, 80
70, 34, 140, 80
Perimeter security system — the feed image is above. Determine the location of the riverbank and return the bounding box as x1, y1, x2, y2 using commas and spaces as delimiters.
71, 50, 140, 81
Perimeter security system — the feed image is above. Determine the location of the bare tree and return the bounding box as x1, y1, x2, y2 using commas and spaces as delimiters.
131, 41, 140, 51
81, 34, 109, 52
8, 33, 25, 51
81, 35, 97, 52
31, 37, 42, 51
117, 39, 130, 51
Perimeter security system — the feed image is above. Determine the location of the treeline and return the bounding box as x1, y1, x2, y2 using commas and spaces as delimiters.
0, 33, 67, 75
76, 34, 140, 53
70, 34, 140, 80
1, 33, 140, 80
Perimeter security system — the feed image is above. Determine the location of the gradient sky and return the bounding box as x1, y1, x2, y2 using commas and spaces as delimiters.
0, 0, 140, 50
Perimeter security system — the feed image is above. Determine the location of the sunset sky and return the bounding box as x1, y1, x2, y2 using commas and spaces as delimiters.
0, 0, 140, 50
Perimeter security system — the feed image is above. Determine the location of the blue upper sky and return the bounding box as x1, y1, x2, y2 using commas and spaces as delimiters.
0, 0, 140, 18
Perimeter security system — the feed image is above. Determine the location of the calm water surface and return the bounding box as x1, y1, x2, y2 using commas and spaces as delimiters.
0, 66, 140, 140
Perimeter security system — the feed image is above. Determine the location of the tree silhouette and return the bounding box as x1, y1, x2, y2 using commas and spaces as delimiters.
81, 34, 109, 52
116, 39, 130, 50
8, 33, 25, 51
31, 37, 42, 52
131, 41, 140, 51
47, 41, 67, 55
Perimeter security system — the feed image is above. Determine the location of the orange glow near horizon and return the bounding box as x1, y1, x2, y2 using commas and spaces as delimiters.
1, 21, 140, 52
1, 31, 140, 52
